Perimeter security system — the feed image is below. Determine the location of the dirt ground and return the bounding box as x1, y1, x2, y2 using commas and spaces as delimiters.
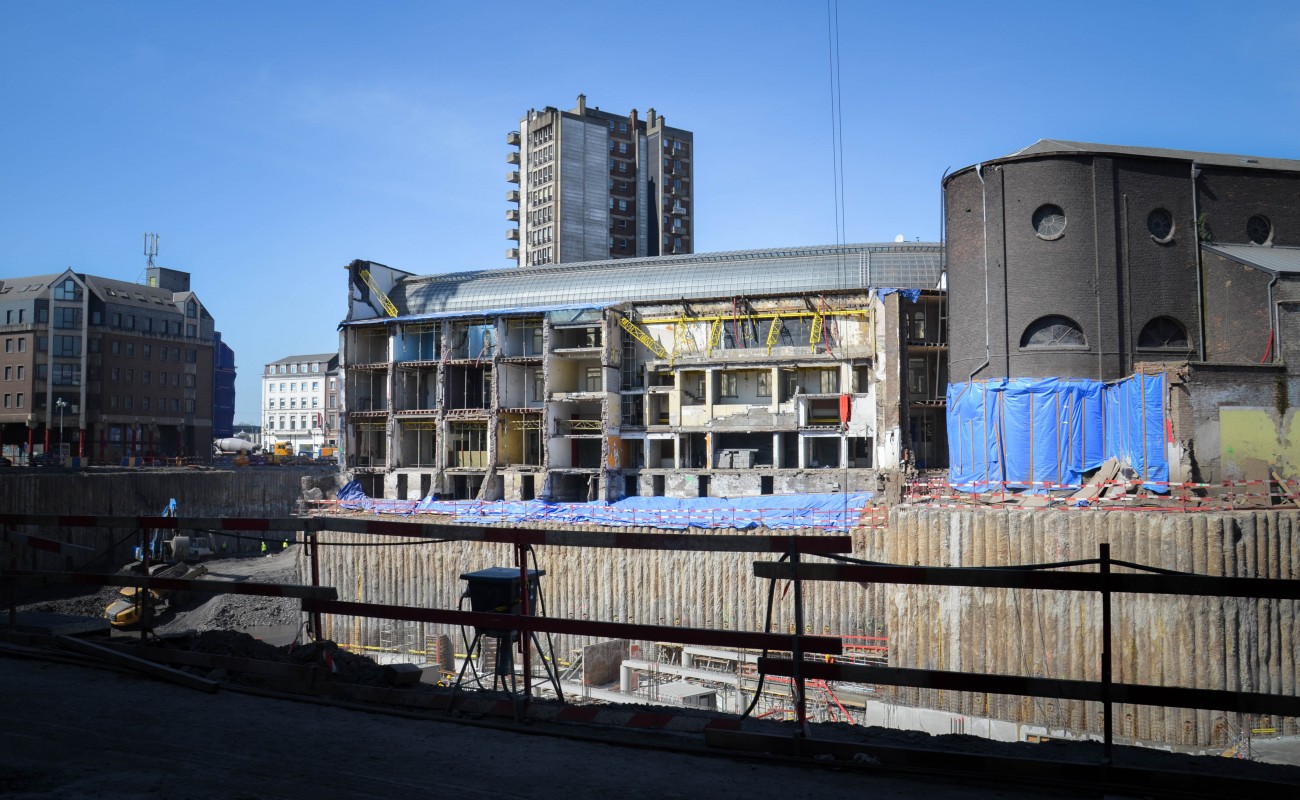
8, 547, 1300, 797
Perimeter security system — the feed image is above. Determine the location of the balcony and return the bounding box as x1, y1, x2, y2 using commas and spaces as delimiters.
506, 131, 520, 146
671, 203, 688, 215
506, 151, 521, 165
507, 170, 520, 184
506, 228, 519, 241
506, 248, 519, 260
506, 189, 520, 203
506, 209, 519, 222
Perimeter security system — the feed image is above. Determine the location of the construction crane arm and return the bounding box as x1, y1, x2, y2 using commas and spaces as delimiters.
360, 270, 399, 318
619, 317, 668, 359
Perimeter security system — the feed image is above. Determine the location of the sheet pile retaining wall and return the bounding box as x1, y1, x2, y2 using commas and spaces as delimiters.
885, 507, 1299, 747
313, 525, 890, 669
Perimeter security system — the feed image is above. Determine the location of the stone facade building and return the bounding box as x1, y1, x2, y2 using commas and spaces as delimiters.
260, 353, 339, 456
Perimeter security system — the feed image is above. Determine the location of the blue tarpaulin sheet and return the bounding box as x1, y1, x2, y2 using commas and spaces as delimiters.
875, 288, 921, 304
334, 483, 872, 531
946, 373, 1168, 493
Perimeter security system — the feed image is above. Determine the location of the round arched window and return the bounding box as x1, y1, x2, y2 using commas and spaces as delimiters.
1138, 316, 1190, 351
1032, 205, 1067, 240
1147, 208, 1174, 242
1020, 315, 1086, 348
1247, 215, 1272, 245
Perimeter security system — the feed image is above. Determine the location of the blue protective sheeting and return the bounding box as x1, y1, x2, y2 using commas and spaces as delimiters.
335, 483, 872, 530
337, 480, 368, 502
875, 288, 922, 304
947, 373, 1168, 493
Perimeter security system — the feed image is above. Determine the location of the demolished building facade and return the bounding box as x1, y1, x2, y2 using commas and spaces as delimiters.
338, 245, 945, 501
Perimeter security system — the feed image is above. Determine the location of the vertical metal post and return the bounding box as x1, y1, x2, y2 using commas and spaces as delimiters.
139, 526, 152, 642
6, 533, 16, 631
517, 540, 532, 705
308, 526, 323, 641
1100, 542, 1113, 764
790, 539, 808, 736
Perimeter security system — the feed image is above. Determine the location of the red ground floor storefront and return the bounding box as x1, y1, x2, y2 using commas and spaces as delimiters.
0, 421, 211, 463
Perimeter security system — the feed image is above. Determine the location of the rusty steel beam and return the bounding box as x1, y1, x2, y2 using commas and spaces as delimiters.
757, 658, 1300, 717
306, 599, 842, 655
753, 561, 1300, 599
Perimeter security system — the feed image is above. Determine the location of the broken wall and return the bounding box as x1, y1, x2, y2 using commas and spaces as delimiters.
1175, 364, 1300, 482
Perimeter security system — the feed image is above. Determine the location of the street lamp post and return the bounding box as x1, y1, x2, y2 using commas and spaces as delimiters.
55, 397, 68, 463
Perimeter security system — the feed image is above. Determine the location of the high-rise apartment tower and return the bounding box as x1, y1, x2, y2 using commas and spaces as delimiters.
507, 95, 693, 266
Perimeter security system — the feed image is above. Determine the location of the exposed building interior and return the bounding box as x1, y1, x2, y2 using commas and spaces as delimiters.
340, 245, 945, 500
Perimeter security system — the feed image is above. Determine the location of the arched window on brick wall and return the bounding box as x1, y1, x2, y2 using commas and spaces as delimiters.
1020, 315, 1086, 348
1137, 316, 1190, 351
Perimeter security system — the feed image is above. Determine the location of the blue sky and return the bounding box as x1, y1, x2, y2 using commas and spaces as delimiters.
3, 1, 1299, 423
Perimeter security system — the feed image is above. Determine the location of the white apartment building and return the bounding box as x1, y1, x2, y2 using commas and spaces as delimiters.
261, 352, 339, 454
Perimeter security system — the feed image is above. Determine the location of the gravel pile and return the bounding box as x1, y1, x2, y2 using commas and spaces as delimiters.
14, 546, 400, 687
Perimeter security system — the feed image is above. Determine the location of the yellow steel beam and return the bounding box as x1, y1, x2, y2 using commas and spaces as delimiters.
618, 317, 668, 359
360, 270, 399, 318
707, 318, 723, 354
638, 308, 866, 325
766, 314, 782, 355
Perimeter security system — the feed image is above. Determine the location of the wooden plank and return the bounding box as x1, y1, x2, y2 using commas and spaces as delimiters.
1271, 471, 1300, 510
53, 635, 219, 693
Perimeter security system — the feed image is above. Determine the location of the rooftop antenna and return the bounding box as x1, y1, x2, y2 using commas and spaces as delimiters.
144, 232, 159, 269
140, 232, 159, 285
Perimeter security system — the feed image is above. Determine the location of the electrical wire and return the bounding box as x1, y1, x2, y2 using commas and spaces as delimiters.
740, 553, 789, 720
525, 544, 563, 698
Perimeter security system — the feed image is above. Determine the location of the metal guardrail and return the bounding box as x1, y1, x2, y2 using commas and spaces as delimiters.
3, 513, 849, 707
753, 544, 1300, 763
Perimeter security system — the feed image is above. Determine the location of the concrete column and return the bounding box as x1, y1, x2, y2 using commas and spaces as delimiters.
797, 434, 807, 469
673, 434, 682, 470
770, 367, 780, 413
773, 432, 782, 468
840, 435, 849, 469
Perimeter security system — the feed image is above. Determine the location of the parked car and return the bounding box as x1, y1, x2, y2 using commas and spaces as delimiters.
0, 455, 12, 468
28, 452, 62, 467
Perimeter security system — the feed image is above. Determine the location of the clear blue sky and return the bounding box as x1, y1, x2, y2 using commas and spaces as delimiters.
3, 1, 1299, 424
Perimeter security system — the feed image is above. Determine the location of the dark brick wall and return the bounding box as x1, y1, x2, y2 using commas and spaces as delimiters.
945, 168, 1007, 380
1115, 159, 1201, 361
946, 151, 1297, 384
1198, 169, 1300, 247
1201, 251, 1271, 363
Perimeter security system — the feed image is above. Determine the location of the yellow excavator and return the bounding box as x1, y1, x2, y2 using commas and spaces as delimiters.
104, 500, 211, 628
104, 560, 208, 628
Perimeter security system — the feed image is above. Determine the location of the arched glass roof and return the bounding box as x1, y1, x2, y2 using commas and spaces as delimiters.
383, 243, 941, 320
